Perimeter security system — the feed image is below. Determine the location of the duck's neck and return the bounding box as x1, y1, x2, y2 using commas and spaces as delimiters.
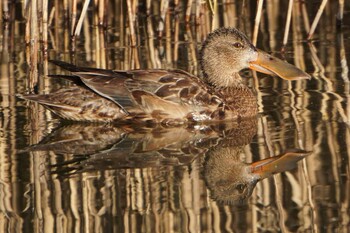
203, 69, 244, 88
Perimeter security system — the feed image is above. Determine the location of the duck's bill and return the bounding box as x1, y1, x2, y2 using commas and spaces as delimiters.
249, 49, 311, 80
249, 149, 312, 179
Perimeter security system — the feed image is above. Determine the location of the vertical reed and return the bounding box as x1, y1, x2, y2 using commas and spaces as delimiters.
126, 0, 139, 68
252, 0, 264, 46
2, 0, 9, 21
307, 0, 328, 39
74, 0, 90, 36
185, 0, 193, 22
337, 0, 344, 23
27, 0, 39, 89
282, 0, 293, 46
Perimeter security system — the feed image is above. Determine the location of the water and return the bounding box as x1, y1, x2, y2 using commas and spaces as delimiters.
0, 1, 350, 232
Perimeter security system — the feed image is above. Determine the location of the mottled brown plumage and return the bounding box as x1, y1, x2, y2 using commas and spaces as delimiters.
19, 28, 310, 124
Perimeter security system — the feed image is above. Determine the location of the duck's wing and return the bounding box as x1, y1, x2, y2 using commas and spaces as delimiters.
51, 61, 224, 119
79, 69, 223, 108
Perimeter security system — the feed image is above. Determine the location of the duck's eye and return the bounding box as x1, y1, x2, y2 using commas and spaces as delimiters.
232, 42, 243, 48
236, 184, 246, 193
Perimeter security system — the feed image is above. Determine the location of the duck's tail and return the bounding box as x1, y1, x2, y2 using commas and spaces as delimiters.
49, 60, 113, 74
49, 60, 82, 72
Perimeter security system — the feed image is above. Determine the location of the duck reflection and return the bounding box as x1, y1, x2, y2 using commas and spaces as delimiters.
78, 117, 257, 170
24, 118, 310, 202
204, 147, 310, 203
22, 123, 125, 155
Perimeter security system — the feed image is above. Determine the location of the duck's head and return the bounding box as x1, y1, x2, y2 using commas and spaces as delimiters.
199, 27, 310, 88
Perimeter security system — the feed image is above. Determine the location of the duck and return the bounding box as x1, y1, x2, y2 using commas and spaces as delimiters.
20, 27, 310, 125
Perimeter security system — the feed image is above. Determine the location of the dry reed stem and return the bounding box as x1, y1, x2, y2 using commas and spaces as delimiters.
48, 6, 55, 26
100, 28, 106, 68
71, 0, 77, 35
211, 0, 219, 31
266, 1, 278, 50
186, 0, 192, 22
146, 17, 161, 68
54, 0, 59, 48
118, 0, 124, 68
223, 1, 237, 27
83, 14, 92, 62
159, 0, 169, 35
195, 0, 201, 22
282, 0, 293, 46
252, 0, 264, 46
199, 3, 211, 38
74, 0, 90, 36
126, 0, 136, 46
301, 2, 310, 32
94, 13, 101, 67
63, 0, 68, 18
42, 0, 48, 58
185, 26, 198, 74
0, 3, 2, 29
307, 0, 328, 40
337, 0, 344, 22
95, 21, 107, 68
165, 12, 172, 65
98, 0, 105, 26
2, 0, 9, 21
27, 0, 39, 90
146, 0, 151, 15
207, 0, 214, 14
173, 2, 180, 63
292, 3, 307, 71
126, 0, 139, 69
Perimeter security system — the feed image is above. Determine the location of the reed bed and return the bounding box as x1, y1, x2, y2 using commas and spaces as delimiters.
0, 0, 349, 232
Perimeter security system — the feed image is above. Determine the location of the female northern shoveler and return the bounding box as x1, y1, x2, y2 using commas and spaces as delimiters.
20, 27, 310, 125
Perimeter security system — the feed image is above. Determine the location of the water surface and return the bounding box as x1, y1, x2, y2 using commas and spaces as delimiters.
0, 1, 349, 232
